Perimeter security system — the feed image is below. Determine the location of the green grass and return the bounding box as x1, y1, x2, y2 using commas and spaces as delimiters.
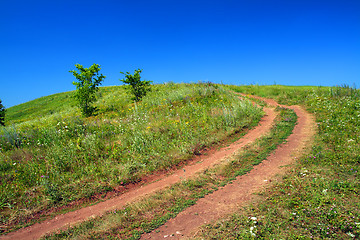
42, 104, 297, 240
0, 83, 263, 233
5, 91, 77, 125
195, 84, 360, 239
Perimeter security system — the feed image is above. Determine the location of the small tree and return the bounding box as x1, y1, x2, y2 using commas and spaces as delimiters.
120, 69, 152, 102
70, 63, 106, 117
0, 99, 5, 126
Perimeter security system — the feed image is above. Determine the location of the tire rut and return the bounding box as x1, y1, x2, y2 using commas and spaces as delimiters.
141, 99, 316, 239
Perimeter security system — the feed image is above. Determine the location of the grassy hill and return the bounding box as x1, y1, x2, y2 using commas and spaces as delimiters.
5, 86, 129, 126
6, 91, 76, 124
1, 83, 359, 239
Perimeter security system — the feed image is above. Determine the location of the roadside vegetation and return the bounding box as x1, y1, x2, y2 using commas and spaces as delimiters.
195, 85, 360, 239
0, 83, 263, 233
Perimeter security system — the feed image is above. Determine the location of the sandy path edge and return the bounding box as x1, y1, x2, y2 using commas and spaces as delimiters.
1, 103, 277, 240
141, 99, 316, 239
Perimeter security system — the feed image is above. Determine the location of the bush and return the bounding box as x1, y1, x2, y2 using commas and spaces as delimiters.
0, 99, 5, 126
70, 64, 106, 117
120, 69, 152, 102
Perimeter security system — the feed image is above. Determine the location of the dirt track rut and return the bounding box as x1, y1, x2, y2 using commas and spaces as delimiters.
141, 98, 316, 239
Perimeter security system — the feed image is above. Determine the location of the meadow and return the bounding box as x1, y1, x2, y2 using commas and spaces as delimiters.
0, 83, 263, 232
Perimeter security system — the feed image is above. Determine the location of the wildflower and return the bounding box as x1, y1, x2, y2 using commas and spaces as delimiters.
347, 232, 355, 238
249, 226, 256, 237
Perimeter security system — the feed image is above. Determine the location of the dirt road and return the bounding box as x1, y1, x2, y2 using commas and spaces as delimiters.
141, 98, 315, 239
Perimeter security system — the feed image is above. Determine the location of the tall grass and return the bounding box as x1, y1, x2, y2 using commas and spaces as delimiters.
0, 83, 263, 231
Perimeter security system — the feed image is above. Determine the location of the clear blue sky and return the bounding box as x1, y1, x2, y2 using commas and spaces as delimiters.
1, 0, 359, 107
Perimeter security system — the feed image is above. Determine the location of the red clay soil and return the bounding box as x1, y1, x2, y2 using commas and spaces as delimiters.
1, 101, 277, 240
141, 98, 316, 239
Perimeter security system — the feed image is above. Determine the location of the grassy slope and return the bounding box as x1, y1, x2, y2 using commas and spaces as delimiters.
0, 83, 263, 233
6, 91, 76, 124
195, 85, 360, 239
5, 86, 129, 126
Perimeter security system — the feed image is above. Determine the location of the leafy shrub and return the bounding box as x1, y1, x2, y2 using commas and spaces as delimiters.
120, 69, 152, 102
0, 99, 5, 126
0, 126, 21, 150
70, 63, 106, 117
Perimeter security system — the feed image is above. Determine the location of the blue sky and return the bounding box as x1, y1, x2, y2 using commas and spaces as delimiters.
1, 0, 359, 107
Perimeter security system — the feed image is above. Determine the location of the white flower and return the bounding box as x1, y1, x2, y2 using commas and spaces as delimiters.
322, 189, 328, 195
249, 226, 256, 237
347, 232, 355, 238
250, 217, 257, 221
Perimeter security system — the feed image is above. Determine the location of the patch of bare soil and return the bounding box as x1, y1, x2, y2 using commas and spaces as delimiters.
1, 101, 277, 239
141, 98, 316, 239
